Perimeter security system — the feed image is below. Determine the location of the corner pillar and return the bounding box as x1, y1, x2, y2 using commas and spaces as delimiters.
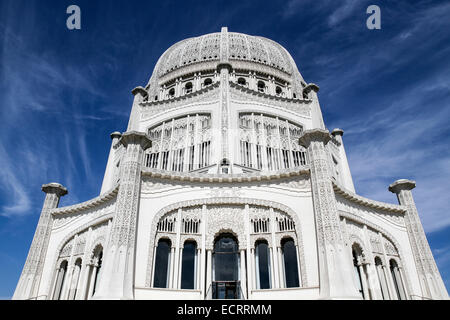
299, 129, 361, 299
13, 183, 68, 300
93, 131, 152, 300
389, 180, 449, 299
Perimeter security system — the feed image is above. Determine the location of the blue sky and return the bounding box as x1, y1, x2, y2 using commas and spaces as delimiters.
0, 0, 449, 299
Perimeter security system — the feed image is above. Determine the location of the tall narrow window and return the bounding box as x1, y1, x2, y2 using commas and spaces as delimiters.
375, 257, 389, 300
353, 248, 364, 299
53, 260, 68, 300
255, 241, 271, 289
189, 145, 195, 171
257, 81, 265, 93
153, 239, 172, 288
92, 247, 103, 296
281, 238, 299, 288
181, 241, 197, 289
185, 82, 193, 94
390, 259, 406, 300
69, 258, 82, 300
275, 86, 282, 96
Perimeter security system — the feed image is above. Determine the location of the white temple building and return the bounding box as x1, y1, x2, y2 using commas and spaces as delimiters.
13, 28, 448, 300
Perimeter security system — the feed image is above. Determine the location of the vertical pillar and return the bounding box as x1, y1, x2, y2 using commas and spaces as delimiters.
389, 179, 448, 300
128, 87, 147, 131
270, 209, 280, 288
100, 132, 122, 194
206, 250, 212, 297
13, 183, 68, 300
240, 250, 247, 299
299, 129, 361, 299
277, 247, 285, 288
93, 131, 152, 300
303, 84, 325, 130
331, 129, 355, 193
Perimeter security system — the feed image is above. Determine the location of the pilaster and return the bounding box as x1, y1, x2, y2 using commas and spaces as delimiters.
299, 129, 361, 299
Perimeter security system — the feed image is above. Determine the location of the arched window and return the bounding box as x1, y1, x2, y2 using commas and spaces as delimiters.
390, 259, 406, 300
168, 88, 175, 98
69, 258, 82, 300
212, 233, 240, 299
238, 77, 246, 86
181, 241, 197, 289
276, 86, 282, 96
153, 239, 172, 288
53, 260, 68, 300
204, 78, 212, 87
281, 238, 299, 288
257, 81, 265, 93
185, 82, 193, 94
352, 246, 365, 299
375, 257, 389, 300
91, 246, 103, 296
255, 240, 271, 289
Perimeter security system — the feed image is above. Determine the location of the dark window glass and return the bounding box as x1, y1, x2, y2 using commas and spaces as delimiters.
213, 234, 239, 281
256, 241, 271, 289
181, 241, 197, 289
92, 250, 103, 294
282, 238, 299, 288
153, 239, 171, 288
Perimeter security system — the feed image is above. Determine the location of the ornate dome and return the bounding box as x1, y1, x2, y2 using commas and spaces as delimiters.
145, 28, 305, 95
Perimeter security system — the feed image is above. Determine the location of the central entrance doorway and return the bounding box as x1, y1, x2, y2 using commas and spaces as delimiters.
212, 233, 241, 299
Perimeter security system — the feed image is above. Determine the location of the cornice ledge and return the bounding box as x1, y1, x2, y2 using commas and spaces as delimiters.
51, 185, 119, 216
140, 82, 220, 107
332, 181, 406, 214
141, 166, 310, 183
229, 81, 311, 105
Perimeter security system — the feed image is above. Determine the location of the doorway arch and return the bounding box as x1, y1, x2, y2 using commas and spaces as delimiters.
212, 233, 240, 299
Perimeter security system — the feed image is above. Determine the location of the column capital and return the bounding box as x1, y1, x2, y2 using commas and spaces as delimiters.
119, 131, 152, 150
331, 128, 344, 137
388, 179, 416, 194
110, 131, 122, 140
303, 83, 320, 93
41, 183, 68, 197
131, 86, 147, 97
298, 129, 331, 148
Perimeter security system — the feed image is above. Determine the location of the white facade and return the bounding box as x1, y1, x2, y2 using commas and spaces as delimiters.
13, 28, 448, 300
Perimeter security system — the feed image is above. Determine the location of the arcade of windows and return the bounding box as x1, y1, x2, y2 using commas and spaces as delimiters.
144, 114, 212, 172
51, 244, 104, 300
155, 70, 304, 101
352, 243, 407, 300
239, 113, 307, 171
151, 206, 302, 299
